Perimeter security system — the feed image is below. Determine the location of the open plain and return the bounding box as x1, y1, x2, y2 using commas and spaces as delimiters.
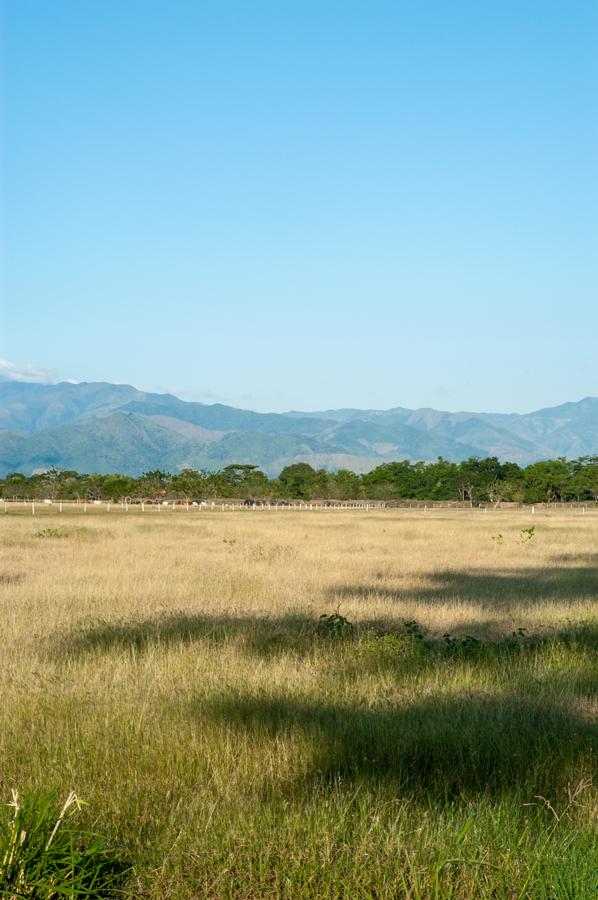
1, 506, 597, 898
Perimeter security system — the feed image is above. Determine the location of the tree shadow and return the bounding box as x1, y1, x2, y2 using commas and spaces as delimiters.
551, 552, 598, 566
53, 610, 598, 803
330, 563, 598, 610
56, 612, 316, 658
55, 610, 598, 676
554, 620, 598, 652
199, 689, 598, 800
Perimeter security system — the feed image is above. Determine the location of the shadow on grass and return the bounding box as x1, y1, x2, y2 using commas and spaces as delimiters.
56, 612, 317, 658
53, 611, 598, 804
200, 689, 598, 800
53, 610, 529, 662
56, 610, 598, 668
330, 563, 598, 609
554, 620, 598, 652
551, 552, 598, 565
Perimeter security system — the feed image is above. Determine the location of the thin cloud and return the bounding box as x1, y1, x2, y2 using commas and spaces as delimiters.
0, 359, 78, 384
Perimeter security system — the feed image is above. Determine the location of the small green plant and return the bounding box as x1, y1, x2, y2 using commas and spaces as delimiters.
404, 619, 428, 643
316, 612, 356, 640
491, 532, 503, 543
442, 632, 482, 658
34, 528, 64, 539
519, 525, 536, 542
355, 630, 415, 666
0, 788, 129, 898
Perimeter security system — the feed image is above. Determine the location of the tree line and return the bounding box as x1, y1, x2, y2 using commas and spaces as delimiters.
2, 456, 598, 504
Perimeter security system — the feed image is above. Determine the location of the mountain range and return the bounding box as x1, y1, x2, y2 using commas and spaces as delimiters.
0, 379, 597, 477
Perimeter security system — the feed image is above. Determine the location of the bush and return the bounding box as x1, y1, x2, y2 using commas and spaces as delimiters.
315, 612, 356, 640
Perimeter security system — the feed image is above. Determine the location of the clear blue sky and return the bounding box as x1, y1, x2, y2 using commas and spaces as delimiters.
1, 0, 596, 413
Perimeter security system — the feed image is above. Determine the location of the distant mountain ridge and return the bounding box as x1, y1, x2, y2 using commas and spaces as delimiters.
0, 379, 596, 476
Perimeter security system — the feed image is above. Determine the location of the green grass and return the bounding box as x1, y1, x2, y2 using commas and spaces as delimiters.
0, 788, 129, 897
18, 620, 598, 897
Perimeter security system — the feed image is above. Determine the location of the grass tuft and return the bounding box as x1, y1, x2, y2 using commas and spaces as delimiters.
0, 788, 130, 898
33, 528, 65, 539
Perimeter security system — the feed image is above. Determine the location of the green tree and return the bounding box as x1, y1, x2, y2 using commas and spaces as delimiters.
566, 457, 598, 501
137, 469, 170, 499
278, 463, 318, 499
329, 469, 361, 500
170, 469, 207, 499
524, 459, 570, 503
221, 464, 269, 498
101, 474, 137, 500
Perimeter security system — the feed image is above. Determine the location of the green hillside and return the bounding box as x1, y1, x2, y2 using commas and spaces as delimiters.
1, 379, 597, 476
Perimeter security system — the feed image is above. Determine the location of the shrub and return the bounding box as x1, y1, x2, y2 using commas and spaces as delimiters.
315, 612, 356, 640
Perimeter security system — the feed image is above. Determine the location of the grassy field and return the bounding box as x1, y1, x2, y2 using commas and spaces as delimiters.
1, 506, 597, 898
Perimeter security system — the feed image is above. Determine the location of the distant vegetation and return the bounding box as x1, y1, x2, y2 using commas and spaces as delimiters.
2, 455, 598, 503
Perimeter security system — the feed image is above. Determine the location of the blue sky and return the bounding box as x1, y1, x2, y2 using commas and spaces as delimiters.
1, 1, 597, 413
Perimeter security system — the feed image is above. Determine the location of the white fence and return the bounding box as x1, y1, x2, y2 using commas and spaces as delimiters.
2, 498, 597, 515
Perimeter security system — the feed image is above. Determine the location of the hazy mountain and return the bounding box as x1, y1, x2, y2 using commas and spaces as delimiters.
0, 381, 331, 436
0, 381, 144, 432
0, 414, 200, 477
317, 418, 479, 461
118, 396, 330, 435
0, 380, 596, 476
284, 406, 413, 424
0, 415, 358, 477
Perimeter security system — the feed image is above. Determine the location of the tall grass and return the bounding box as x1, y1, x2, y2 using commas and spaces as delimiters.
0, 507, 597, 896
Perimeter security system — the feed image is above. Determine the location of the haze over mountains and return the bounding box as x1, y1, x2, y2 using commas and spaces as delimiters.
0, 379, 597, 477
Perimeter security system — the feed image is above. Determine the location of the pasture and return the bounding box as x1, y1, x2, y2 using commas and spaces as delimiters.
1, 506, 597, 897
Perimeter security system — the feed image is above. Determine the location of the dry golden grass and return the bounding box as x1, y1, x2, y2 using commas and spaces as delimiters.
3, 506, 597, 648
1, 506, 597, 897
